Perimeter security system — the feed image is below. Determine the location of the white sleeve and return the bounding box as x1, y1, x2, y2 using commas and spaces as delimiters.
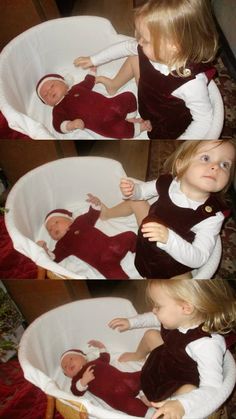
76, 380, 88, 392
128, 312, 160, 329
91, 39, 138, 66
126, 180, 158, 201
157, 212, 224, 268
172, 334, 226, 418
173, 73, 213, 140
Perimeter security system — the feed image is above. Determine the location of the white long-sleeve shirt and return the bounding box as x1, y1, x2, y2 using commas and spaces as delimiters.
91, 39, 213, 139
128, 312, 227, 419
128, 177, 224, 269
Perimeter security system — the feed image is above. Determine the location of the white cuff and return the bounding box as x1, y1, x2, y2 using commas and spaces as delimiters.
60, 120, 71, 133
76, 380, 88, 392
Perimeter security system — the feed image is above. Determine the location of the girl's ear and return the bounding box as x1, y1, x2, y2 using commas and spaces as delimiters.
182, 301, 194, 315
175, 158, 183, 175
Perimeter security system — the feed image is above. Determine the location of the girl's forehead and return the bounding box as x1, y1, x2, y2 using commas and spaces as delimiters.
197, 141, 235, 158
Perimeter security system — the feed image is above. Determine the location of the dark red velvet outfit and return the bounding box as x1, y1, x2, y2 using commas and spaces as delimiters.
53, 206, 136, 279
71, 351, 147, 417
53, 74, 137, 138
135, 174, 228, 278
137, 45, 215, 139
141, 325, 211, 402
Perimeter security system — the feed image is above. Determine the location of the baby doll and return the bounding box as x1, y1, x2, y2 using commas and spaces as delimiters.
37, 203, 137, 279
36, 69, 151, 138
60, 340, 155, 418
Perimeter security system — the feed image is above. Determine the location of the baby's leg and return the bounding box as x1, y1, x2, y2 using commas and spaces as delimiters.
96, 56, 139, 95
101, 199, 149, 227
119, 329, 163, 362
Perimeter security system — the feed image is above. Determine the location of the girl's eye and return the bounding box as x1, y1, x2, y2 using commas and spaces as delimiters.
220, 161, 231, 170
200, 154, 210, 162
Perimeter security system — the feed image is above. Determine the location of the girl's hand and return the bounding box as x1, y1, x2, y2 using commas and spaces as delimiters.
151, 400, 185, 419
74, 56, 93, 68
120, 178, 135, 197
86, 193, 101, 207
81, 365, 95, 386
141, 222, 169, 244
88, 340, 106, 349
108, 317, 130, 332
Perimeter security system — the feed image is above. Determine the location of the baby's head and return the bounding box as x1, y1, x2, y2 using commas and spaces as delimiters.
61, 349, 87, 378
36, 74, 68, 106
45, 209, 74, 240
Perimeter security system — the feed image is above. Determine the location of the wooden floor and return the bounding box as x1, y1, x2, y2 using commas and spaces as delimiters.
72, 0, 135, 36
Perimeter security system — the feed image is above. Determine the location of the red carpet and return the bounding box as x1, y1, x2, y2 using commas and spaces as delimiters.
0, 358, 62, 418
0, 215, 37, 279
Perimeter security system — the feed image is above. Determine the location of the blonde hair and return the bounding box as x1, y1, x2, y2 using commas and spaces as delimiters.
164, 140, 236, 196
134, 0, 218, 76
147, 279, 236, 334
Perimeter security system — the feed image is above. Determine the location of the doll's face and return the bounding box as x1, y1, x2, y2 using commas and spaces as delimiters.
61, 353, 87, 378
46, 216, 73, 240
39, 79, 68, 106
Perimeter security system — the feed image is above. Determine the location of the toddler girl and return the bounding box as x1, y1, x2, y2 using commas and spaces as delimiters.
74, 0, 219, 139
99, 140, 236, 279
109, 279, 236, 419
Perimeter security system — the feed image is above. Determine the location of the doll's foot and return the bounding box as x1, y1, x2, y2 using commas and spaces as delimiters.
118, 351, 145, 362
95, 76, 118, 95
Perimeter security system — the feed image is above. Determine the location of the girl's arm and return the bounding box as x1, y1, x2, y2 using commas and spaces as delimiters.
171, 335, 226, 418
173, 73, 213, 140
75, 39, 138, 68
109, 312, 160, 331
156, 212, 224, 268
121, 179, 158, 201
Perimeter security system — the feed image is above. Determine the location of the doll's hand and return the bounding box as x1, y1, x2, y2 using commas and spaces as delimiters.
74, 56, 93, 68
151, 400, 185, 419
108, 317, 130, 332
67, 119, 85, 131
86, 193, 101, 207
88, 340, 106, 350
81, 365, 95, 387
141, 222, 169, 244
120, 178, 135, 198
36, 240, 49, 252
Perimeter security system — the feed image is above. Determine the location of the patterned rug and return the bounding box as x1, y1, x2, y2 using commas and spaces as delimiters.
214, 56, 236, 139
146, 140, 236, 280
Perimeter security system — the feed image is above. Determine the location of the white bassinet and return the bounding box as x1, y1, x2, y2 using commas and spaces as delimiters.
0, 16, 224, 140
4, 156, 222, 279
0, 16, 143, 140
18, 297, 236, 419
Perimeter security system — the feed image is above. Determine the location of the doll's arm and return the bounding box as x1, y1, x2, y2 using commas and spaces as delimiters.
36, 240, 55, 260
62, 119, 85, 132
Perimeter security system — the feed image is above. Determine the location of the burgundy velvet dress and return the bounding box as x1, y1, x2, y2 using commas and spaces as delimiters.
141, 324, 211, 401
137, 45, 216, 139
135, 174, 228, 278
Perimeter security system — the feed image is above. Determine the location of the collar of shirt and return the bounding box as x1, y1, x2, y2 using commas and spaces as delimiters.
169, 178, 206, 209
149, 60, 174, 75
